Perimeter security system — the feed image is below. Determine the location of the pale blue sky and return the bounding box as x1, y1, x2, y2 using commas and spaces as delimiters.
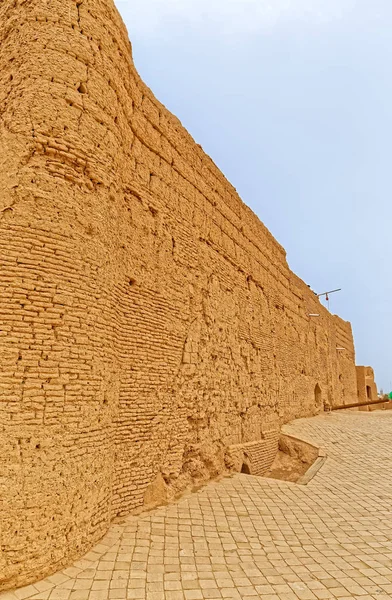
115, 0, 392, 391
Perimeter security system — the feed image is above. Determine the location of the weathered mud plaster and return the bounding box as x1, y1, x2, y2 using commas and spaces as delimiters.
0, 0, 358, 589
356, 366, 378, 408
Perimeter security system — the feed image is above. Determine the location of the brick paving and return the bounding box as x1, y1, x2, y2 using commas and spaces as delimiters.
2, 411, 392, 600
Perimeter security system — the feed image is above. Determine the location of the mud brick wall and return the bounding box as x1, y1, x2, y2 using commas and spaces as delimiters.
0, 0, 358, 589
225, 428, 281, 477
356, 366, 378, 409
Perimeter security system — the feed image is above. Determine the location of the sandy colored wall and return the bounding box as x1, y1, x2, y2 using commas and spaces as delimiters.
356, 366, 378, 409
0, 0, 358, 589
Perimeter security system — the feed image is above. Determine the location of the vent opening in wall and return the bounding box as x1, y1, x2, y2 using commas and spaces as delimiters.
241, 463, 251, 475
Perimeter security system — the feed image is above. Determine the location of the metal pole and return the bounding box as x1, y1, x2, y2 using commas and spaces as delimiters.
317, 288, 342, 298
331, 398, 389, 411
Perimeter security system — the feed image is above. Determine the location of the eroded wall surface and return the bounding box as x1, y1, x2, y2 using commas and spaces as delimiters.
356, 366, 378, 408
0, 0, 358, 589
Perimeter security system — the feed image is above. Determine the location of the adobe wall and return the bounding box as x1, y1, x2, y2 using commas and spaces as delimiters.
356, 366, 378, 409
0, 0, 358, 589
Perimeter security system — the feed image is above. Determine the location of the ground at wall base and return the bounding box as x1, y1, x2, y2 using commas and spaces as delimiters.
1, 411, 392, 600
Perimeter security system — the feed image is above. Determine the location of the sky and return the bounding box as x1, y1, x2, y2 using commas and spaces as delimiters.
115, 0, 392, 391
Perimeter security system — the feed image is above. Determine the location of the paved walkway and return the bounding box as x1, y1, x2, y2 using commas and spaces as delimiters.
3, 411, 392, 600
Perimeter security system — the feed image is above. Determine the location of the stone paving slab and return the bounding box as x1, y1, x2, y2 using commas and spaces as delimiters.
2, 411, 392, 600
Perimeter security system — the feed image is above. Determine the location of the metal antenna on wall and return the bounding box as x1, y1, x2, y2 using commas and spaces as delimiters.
317, 288, 341, 311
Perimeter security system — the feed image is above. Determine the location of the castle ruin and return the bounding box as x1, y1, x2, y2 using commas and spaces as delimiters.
0, 0, 373, 590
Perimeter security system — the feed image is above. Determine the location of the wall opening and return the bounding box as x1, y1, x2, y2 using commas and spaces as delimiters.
241, 463, 251, 474
315, 383, 322, 406
366, 385, 372, 400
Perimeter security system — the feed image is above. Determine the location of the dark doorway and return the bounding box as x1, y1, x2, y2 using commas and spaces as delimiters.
241, 463, 251, 474
366, 385, 372, 400
315, 383, 322, 406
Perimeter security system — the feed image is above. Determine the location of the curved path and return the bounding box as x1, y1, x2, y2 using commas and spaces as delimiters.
2, 412, 392, 600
